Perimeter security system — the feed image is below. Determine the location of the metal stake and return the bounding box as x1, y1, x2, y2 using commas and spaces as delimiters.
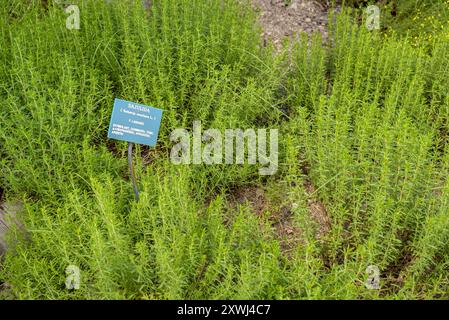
128, 142, 140, 202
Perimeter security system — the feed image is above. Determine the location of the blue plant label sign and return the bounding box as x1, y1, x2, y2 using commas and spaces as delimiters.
108, 98, 163, 147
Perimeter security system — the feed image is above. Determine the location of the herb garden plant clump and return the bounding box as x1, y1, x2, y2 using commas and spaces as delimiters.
0, 0, 448, 300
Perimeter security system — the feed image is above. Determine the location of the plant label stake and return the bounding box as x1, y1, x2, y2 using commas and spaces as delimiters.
108, 98, 163, 202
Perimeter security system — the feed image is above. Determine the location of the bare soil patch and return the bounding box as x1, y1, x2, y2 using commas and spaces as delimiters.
303, 180, 331, 239
228, 184, 303, 252
228, 183, 333, 253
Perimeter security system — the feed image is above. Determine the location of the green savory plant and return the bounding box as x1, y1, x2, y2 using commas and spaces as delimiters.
0, 0, 447, 299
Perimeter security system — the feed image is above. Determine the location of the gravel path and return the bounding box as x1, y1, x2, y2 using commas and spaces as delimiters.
253, 0, 337, 48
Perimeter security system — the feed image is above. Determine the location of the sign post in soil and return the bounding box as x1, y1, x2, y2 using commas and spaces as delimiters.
108, 98, 163, 202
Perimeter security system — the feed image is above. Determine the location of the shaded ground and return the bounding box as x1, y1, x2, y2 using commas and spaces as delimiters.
228, 184, 302, 253
303, 180, 331, 239
228, 180, 331, 253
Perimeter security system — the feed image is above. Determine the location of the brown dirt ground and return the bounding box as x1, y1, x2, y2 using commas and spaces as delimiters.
229, 184, 303, 253
228, 180, 331, 253
303, 180, 331, 239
